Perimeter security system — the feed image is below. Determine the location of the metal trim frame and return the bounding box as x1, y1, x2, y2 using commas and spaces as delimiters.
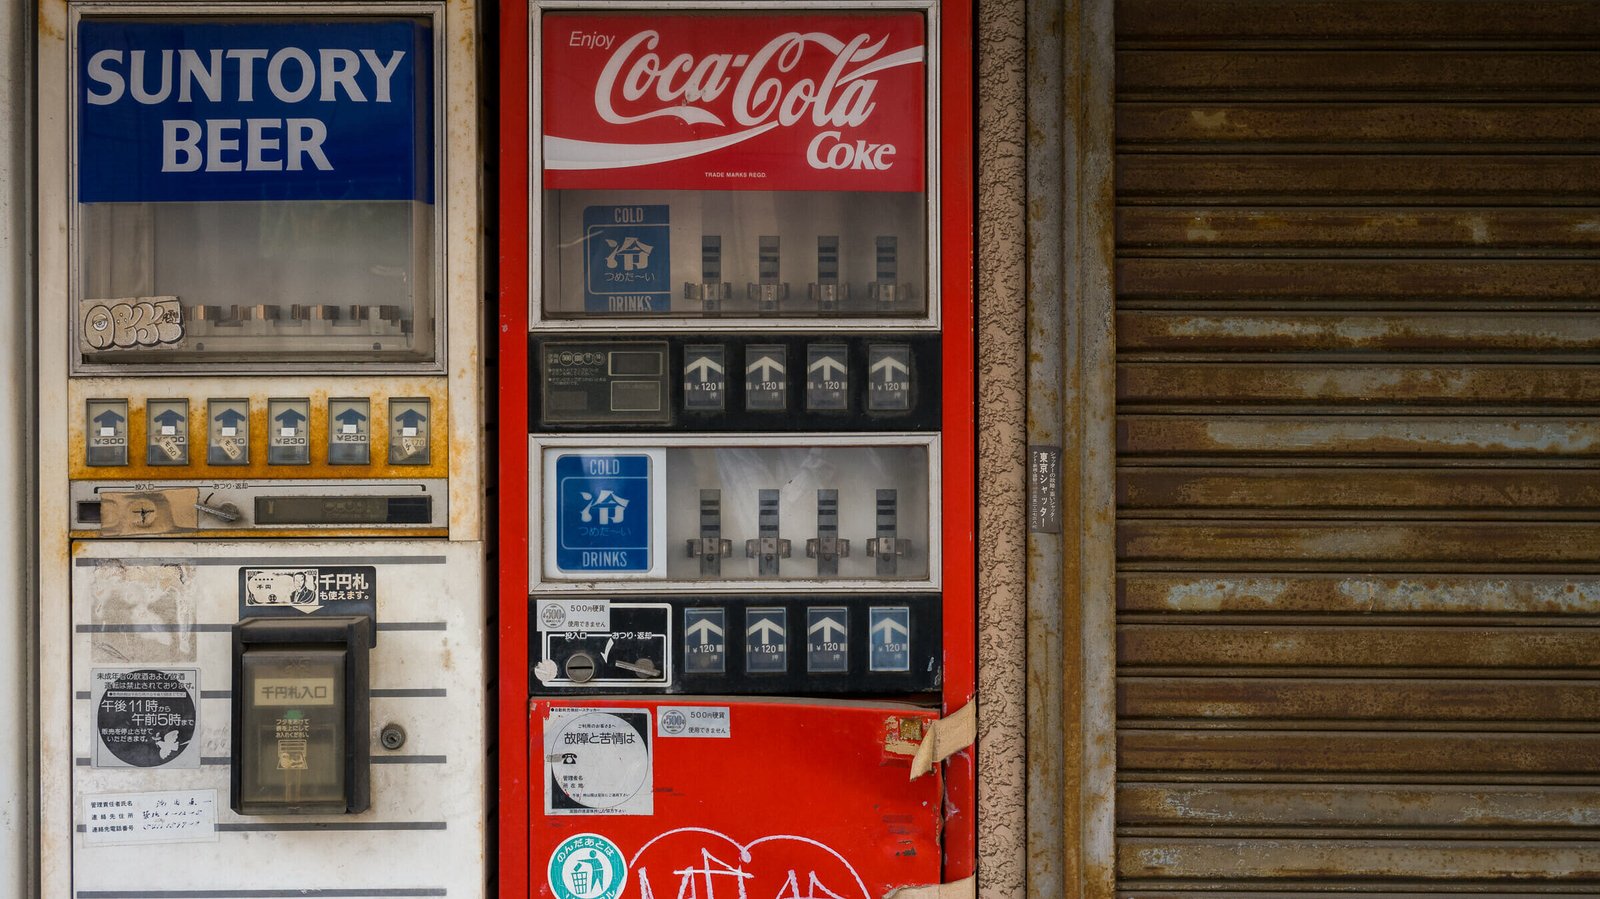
527, 432, 944, 594
64, 2, 451, 377
1025, 0, 1117, 896
526, 0, 943, 334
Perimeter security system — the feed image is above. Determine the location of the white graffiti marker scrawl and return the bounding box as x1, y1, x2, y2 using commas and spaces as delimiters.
627, 828, 870, 899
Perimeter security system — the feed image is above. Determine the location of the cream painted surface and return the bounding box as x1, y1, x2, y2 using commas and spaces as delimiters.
70, 541, 485, 897
39, 2, 484, 896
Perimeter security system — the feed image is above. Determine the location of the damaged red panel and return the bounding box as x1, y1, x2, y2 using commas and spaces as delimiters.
529, 698, 941, 899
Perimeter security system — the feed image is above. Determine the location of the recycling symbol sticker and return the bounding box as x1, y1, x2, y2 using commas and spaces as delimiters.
549, 833, 628, 899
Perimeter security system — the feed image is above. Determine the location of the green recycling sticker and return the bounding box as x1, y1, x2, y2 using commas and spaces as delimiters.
549, 833, 628, 899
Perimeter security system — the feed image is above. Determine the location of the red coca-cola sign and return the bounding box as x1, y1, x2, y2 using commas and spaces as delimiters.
541, 12, 927, 192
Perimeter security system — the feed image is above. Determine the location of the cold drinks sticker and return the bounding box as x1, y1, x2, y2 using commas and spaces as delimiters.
545, 449, 667, 578
583, 204, 671, 312
542, 12, 926, 191
77, 19, 432, 203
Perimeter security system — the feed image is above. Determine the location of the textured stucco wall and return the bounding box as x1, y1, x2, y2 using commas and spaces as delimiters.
976, 0, 1028, 896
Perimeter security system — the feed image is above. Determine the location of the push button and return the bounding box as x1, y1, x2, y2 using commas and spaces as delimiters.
85, 399, 128, 466
805, 606, 849, 673
327, 398, 371, 465
207, 398, 249, 466
805, 344, 849, 411
145, 399, 189, 466
868, 606, 912, 672
267, 398, 310, 465
388, 398, 430, 465
683, 608, 727, 674
683, 345, 725, 412
867, 344, 912, 411
744, 608, 787, 674
744, 344, 786, 411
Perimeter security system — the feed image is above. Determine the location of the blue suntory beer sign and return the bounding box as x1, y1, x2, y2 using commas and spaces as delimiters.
78, 19, 433, 203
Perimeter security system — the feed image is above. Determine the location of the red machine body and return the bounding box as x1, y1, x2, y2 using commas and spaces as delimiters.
499, 3, 974, 896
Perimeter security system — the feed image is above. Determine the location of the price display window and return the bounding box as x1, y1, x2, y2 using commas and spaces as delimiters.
537, 11, 932, 322
72, 15, 441, 369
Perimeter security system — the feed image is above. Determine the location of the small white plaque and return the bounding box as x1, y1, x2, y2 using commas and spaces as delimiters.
83, 789, 218, 846
280, 427, 296, 437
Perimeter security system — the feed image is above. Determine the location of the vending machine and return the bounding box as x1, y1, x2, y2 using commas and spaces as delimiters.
499, 3, 974, 897
36, 2, 485, 896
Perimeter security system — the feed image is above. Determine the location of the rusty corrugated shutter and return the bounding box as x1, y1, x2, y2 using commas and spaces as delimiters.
1113, 1, 1600, 891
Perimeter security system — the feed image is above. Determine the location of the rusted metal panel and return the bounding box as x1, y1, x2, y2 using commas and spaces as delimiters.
1119, 155, 1600, 203
1119, 520, 1600, 563
1119, 259, 1600, 300
1120, 677, 1600, 723
1118, 312, 1600, 353
1119, 574, 1600, 614
1119, 50, 1600, 99
1119, 783, 1600, 828
1118, 730, 1600, 774
1117, 208, 1600, 251
1119, 104, 1600, 149
1119, 624, 1600, 671
1112, 0, 1600, 889
1119, 415, 1600, 458
1119, 364, 1600, 406
1116, 0, 1600, 41
1119, 468, 1600, 511
1118, 838, 1600, 881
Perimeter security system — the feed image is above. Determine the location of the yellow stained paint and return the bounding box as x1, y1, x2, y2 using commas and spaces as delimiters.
70, 528, 448, 541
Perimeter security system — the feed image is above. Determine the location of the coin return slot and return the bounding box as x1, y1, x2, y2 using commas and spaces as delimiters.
77, 501, 102, 524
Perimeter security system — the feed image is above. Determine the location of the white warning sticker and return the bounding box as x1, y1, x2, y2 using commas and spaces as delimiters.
83, 789, 218, 846
656, 705, 731, 739
537, 598, 612, 633
545, 708, 653, 816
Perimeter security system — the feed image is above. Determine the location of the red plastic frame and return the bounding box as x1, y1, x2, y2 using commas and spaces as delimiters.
497, 1, 975, 892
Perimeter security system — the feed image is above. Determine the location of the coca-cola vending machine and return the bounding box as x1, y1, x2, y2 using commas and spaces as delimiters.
499, 4, 973, 898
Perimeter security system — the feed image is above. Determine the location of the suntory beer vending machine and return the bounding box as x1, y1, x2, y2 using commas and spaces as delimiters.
37, 2, 486, 896
499, 3, 975, 898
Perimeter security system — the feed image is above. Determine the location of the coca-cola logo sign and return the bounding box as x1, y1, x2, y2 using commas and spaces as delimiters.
542, 13, 926, 192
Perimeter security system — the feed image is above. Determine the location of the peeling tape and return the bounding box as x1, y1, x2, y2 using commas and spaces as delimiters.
884, 874, 976, 899
910, 700, 976, 780
99, 489, 199, 536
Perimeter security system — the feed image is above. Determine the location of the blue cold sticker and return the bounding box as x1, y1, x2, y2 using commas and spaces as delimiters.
77, 19, 433, 204
555, 453, 652, 572
583, 205, 671, 313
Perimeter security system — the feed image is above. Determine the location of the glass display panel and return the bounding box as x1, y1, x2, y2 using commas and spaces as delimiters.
538, 10, 930, 321
74, 17, 438, 366
539, 442, 932, 584
541, 191, 926, 317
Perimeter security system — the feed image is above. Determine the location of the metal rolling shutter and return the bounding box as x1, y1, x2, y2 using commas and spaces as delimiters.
1113, 1, 1600, 893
